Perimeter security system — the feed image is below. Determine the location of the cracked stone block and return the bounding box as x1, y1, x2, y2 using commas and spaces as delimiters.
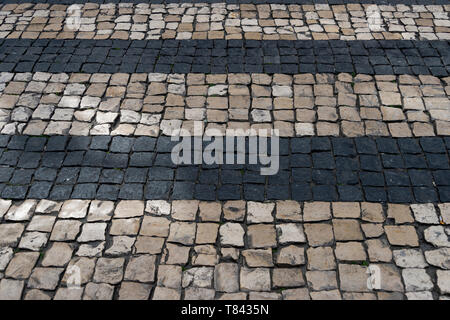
5, 252, 40, 279
182, 267, 214, 288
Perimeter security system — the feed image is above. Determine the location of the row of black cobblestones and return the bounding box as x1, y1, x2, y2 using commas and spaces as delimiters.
1, 39, 449, 75
0, 135, 449, 203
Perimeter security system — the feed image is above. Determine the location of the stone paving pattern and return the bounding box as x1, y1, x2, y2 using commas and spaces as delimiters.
0, 199, 449, 300
0, 3, 449, 41
1, 72, 449, 137
0, 135, 449, 202
0, 0, 449, 302
0, 39, 449, 75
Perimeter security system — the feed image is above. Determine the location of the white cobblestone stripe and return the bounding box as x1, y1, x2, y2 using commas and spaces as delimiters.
0, 199, 449, 300
0, 3, 449, 40
0, 72, 449, 137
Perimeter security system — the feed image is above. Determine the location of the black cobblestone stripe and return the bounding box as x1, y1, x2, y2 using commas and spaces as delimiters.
1, 39, 449, 76
0, 135, 449, 203
1, 0, 447, 5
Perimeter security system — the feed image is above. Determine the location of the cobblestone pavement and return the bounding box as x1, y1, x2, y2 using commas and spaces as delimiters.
1, 39, 449, 75
1, 72, 449, 137
0, 135, 449, 202
0, 0, 449, 301
0, 3, 449, 40
0, 199, 449, 300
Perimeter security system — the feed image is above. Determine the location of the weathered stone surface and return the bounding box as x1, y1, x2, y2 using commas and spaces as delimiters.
335, 242, 367, 261
59, 200, 90, 219
152, 287, 181, 300
385, 225, 419, 247
303, 202, 331, 221
219, 223, 245, 247
276, 245, 305, 266
276, 223, 306, 244
306, 271, 338, 291
411, 204, 440, 224
28, 268, 64, 290
333, 219, 363, 241
424, 248, 450, 269
168, 222, 196, 245
5, 200, 37, 221
114, 200, 144, 218
182, 267, 214, 288
437, 270, 450, 294
247, 202, 274, 223
140, 216, 170, 237
276, 200, 302, 221
119, 282, 151, 300
272, 268, 304, 288
393, 249, 428, 268
124, 255, 156, 283
0, 279, 24, 300
247, 224, 277, 248
214, 263, 239, 293
5, 252, 39, 279
304, 223, 334, 246
93, 258, 125, 284
366, 239, 392, 262
157, 265, 182, 289
242, 249, 273, 267
83, 283, 115, 300
42, 242, 73, 267
0, 223, 25, 246
307, 247, 336, 271
402, 269, 434, 292
424, 226, 450, 247
240, 268, 271, 292
77, 223, 107, 242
